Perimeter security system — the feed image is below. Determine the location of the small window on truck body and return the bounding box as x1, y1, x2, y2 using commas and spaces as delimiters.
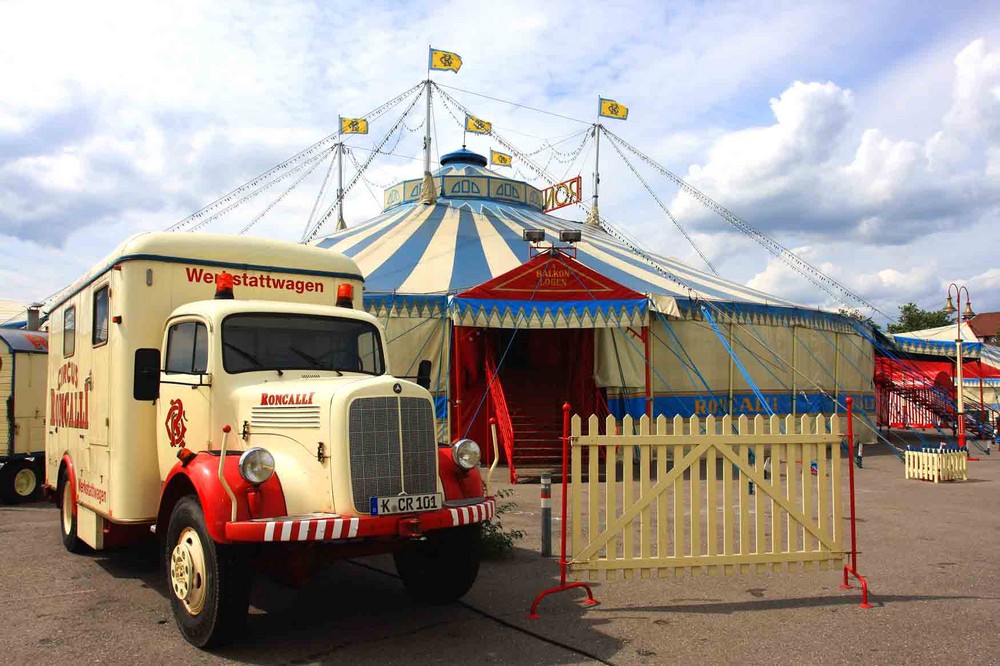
63, 306, 76, 357
165, 322, 209, 374
93, 285, 109, 347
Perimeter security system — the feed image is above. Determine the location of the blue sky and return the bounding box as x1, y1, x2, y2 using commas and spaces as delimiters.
2, 0, 999, 323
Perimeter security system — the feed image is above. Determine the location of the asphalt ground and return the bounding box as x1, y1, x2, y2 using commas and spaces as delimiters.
1, 437, 999, 665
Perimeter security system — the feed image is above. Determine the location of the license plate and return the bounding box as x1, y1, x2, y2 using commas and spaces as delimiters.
370, 493, 443, 516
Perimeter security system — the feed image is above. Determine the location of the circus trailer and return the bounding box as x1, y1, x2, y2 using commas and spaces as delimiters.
313, 148, 878, 481
44, 232, 493, 648
0, 328, 48, 503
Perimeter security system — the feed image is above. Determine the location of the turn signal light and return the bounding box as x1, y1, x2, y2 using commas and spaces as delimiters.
336, 283, 354, 308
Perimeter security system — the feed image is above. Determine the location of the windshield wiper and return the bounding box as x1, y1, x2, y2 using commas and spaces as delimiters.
224, 342, 263, 368
289, 346, 342, 375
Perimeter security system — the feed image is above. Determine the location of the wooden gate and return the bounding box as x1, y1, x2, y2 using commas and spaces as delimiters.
569, 413, 845, 579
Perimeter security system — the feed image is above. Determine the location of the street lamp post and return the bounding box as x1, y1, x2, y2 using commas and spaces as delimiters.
944, 284, 975, 450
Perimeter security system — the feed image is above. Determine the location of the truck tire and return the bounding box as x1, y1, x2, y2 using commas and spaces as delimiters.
58, 467, 85, 553
165, 496, 251, 648
0, 460, 43, 504
393, 524, 482, 604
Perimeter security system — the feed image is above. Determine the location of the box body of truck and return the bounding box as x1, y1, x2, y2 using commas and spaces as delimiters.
0, 329, 48, 502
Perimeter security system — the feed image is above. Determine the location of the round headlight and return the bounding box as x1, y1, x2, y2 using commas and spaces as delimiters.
452, 438, 481, 470
238, 447, 275, 484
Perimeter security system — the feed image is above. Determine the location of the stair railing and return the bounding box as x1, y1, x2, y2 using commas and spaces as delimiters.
485, 353, 518, 483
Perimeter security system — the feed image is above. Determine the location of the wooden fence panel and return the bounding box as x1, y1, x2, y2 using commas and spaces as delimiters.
569, 412, 844, 578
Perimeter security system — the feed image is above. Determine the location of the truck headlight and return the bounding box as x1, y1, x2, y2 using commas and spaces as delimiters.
452, 439, 481, 470
238, 448, 275, 484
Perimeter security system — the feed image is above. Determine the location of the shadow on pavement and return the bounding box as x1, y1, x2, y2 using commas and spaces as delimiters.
610, 592, 993, 615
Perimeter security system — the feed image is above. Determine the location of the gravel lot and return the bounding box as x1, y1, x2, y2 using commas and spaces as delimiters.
1, 439, 998, 665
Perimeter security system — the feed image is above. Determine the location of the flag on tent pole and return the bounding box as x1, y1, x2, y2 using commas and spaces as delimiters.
599, 98, 629, 120
465, 114, 492, 134
490, 149, 512, 167
429, 48, 463, 72
340, 117, 369, 134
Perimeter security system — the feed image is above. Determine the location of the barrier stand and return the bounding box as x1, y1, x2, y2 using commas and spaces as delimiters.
839, 397, 873, 608
529, 403, 598, 619
540, 472, 552, 558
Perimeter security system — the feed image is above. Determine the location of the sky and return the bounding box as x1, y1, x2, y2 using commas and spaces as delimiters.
2, 0, 999, 325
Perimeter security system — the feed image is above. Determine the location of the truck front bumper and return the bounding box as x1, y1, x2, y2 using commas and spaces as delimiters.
224, 497, 496, 543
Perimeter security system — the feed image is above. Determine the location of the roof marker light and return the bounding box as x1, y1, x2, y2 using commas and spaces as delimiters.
337, 283, 354, 308
215, 271, 235, 300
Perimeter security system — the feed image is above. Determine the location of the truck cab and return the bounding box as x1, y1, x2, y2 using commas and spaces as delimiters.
45, 233, 493, 648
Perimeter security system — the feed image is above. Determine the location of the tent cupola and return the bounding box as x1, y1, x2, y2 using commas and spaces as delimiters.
440, 148, 488, 168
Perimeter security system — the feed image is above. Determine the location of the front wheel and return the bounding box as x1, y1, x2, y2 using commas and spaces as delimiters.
58, 467, 85, 553
393, 524, 482, 604
165, 496, 251, 648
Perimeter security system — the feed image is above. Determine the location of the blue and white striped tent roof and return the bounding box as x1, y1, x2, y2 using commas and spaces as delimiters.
314, 149, 842, 327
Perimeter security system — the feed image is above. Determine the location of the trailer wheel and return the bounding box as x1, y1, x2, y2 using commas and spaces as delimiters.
393, 524, 482, 604
0, 460, 42, 504
166, 496, 251, 648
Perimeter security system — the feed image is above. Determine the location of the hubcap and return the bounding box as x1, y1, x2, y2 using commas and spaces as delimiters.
61, 482, 73, 535
170, 527, 208, 616
13, 468, 36, 497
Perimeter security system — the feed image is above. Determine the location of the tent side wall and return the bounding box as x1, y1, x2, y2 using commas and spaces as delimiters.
595, 316, 876, 441
366, 296, 450, 442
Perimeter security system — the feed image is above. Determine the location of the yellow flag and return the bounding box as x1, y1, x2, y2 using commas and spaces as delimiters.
599, 98, 629, 120
465, 114, 492, 134
340, 117, 368, 134
429, 48, 462, 73
490, 149, 512, 167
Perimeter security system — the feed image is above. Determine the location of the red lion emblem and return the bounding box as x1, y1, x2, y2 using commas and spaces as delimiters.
165, 399, 187, 448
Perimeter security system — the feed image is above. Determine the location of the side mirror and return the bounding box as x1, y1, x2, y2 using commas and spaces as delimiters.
133, 348, 161, 401
416, 360, 432, 390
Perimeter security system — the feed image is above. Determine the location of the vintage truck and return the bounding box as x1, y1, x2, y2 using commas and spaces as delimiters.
44, 232, 493, 647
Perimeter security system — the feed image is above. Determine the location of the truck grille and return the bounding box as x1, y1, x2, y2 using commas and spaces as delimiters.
250, 405, 321, 429
348, 396, 437, 513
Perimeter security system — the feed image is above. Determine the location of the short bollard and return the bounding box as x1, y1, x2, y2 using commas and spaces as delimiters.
540, 472, 552, 557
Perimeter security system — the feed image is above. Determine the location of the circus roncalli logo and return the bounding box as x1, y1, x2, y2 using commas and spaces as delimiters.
164, 399, 188, 448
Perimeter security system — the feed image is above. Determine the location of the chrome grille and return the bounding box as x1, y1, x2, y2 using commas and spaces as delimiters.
250, 405, 321, 429
348, 396, 437, 513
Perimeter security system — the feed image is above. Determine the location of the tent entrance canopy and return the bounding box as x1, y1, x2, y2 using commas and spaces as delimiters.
452, 248, 648, 329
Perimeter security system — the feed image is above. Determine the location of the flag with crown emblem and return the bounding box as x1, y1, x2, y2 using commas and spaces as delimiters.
465, 114, 492, 134
429, 48, 462, 72
340, 118, 368, 134
599, 98, 629, 120
490, 149, 512, 167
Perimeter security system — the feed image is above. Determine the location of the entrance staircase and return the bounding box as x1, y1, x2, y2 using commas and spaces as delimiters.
875, 367, 995, 441
500, 371, 570, 474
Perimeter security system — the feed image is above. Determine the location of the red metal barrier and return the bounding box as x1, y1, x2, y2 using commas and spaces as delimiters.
840, 397, 873, 609
528, 403, 598, 619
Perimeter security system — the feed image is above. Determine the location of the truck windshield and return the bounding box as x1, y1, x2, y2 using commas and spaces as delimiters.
222, 314, 385, 375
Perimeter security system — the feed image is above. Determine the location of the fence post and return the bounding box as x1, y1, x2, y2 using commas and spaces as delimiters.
540, 472, 552, 557
529, 402, 597, 619
840, 397, 873, 608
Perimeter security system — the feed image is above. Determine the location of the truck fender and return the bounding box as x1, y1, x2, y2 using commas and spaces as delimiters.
437, 448, 485, 500
57, 454, 78, 517
157, 454, 287, 543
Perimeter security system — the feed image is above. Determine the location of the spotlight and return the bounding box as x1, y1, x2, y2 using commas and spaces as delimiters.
522, 229, 545, 243
559, 229, 582, 244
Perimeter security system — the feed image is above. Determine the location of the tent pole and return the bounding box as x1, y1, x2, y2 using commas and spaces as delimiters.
791, 326, 797, 418
727, 322, 735, 414
643, 325, 652, 418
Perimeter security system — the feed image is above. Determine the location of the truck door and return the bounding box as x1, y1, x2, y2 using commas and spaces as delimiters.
156, 320, 211, 477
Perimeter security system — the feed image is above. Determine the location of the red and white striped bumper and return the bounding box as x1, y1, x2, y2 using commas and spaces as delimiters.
225, 497, 496, 543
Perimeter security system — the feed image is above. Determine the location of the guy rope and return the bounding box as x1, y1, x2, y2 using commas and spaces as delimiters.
530, 399, 872, 617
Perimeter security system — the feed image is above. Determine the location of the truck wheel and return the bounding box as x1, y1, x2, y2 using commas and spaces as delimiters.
393, 524, 482, 604
166, 496, 251, 648
58, 467, 85, 553
0, 460, 42, 503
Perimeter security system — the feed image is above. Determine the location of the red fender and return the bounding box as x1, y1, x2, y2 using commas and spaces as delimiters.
160, 454, 287, 543
437, 448, 485, 500
59, 454, 78, 517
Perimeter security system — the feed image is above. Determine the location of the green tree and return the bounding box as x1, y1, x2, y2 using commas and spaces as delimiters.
886, 302, 952, 334
838, 307, 880, 331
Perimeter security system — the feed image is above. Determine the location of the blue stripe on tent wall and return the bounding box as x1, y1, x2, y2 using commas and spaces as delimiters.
450, 205, 494, 291
364, 205, 450, 289
608, 393, 877, 419
332, 207, 415, 258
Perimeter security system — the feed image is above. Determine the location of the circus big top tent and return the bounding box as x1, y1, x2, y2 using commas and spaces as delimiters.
312, 148, 876, 477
